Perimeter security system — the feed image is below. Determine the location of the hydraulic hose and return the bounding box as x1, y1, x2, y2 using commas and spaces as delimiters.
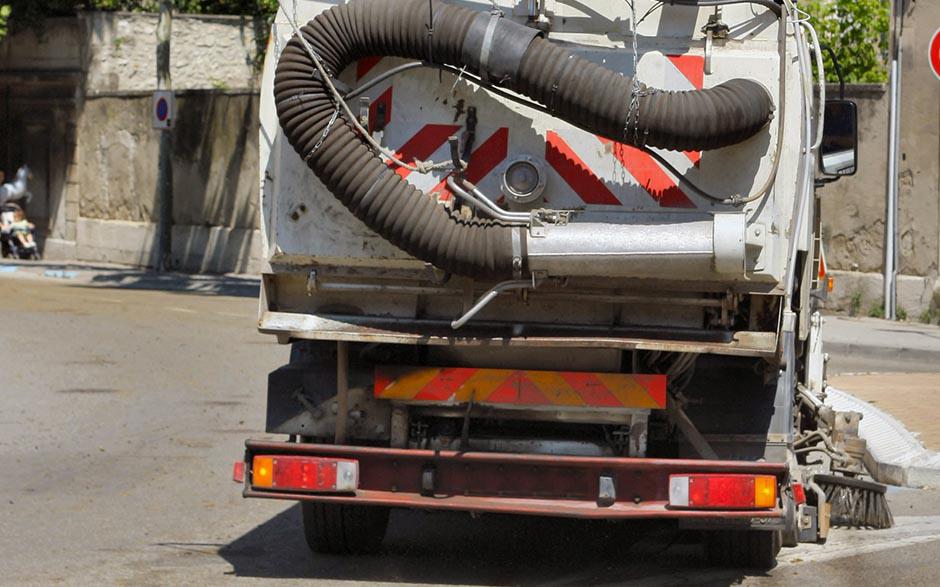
273, 0, 775, 279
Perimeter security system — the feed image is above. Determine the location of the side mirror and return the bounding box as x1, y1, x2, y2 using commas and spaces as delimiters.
819, 99, 857, 177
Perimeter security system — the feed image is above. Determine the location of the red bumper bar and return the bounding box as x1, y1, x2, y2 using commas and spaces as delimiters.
242, 440, 786, 520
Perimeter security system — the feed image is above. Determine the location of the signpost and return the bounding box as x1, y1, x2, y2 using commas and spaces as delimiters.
155, 1, 173, 271
930, 27, 940, 81
152, 90, 175, 130
883, 0, 906, 321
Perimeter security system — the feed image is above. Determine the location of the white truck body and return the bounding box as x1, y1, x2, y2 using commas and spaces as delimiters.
257, 0, 817, 353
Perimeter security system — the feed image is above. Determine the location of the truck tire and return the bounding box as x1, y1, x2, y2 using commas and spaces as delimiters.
301, 502, 390, 555
704, 530, 781, 569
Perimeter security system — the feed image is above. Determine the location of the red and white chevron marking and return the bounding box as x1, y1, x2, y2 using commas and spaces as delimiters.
354, 54, 705, 209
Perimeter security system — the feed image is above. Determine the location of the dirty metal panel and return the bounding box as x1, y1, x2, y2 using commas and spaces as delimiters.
259, 310, 778, 358
374, 366, 667, 409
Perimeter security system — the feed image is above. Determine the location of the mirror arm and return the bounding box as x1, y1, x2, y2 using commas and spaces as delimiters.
820, 43, 845, 100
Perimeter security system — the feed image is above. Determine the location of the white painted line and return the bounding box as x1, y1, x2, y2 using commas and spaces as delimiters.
779, 516, 940, 566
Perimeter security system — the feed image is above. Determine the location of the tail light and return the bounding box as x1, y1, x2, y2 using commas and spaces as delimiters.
669, 474, 777, 509
792, 481, 807, 505
251, 455, 358, 493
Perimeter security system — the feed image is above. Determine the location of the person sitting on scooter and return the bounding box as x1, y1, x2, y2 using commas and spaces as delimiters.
0, 204, 37, 252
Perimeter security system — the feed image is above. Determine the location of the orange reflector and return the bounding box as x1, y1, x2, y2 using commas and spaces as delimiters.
252, 456, 273, 488
754, 475, 777, 508
827, 275, 834, 292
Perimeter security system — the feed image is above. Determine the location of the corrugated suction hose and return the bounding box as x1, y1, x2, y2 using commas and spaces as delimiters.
273, 0, 774, 279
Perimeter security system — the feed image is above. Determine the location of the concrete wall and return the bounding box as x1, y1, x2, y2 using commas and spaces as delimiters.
61, 91, 262, 273
1, 11, 264, 274
820, 0, 940, 320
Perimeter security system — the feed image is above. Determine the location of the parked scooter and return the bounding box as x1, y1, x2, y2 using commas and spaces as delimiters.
1, 203, 40, 259
0, 166, 40, 259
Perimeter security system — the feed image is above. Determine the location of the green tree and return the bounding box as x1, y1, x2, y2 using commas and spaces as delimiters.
0, 5, 10, 40
805, 0, 890, 83
0, 1, 278, 41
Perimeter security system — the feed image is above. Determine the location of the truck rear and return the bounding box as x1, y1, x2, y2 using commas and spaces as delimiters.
238, 0, 871, 568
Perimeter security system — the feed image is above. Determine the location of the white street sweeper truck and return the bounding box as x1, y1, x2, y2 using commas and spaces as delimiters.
235, 0, 888, 568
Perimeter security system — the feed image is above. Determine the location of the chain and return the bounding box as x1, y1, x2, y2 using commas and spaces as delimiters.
305, 105, 340, 160
625, 1, 643, 147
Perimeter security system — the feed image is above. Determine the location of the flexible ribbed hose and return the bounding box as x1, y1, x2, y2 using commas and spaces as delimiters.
273, 0, 773, 279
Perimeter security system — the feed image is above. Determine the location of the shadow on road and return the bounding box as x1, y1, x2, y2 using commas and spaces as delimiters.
2, 260, 260, 297
86, 269, 259, 298
219, 506, 758, 585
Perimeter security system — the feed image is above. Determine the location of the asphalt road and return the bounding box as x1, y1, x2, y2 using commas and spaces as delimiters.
3, 269, 940, 586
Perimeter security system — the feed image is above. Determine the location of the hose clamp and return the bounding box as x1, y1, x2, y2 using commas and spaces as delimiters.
462, 12, 542, 86
479, 14, 501, 83
511, 227, 524, 280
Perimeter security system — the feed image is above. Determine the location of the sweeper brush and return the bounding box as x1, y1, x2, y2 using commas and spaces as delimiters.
815, 474, 894, 529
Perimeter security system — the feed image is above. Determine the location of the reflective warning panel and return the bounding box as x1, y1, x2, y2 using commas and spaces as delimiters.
374, 366, 666, 409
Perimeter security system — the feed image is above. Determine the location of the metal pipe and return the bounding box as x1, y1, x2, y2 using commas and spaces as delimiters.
782, 0, 814, 323
334, 340, 349, 444
446, 177, 530, 225
525, 215, 746, 278
802, 21, 825, 152
451, 280, 533, 329
884, 0, 903, 320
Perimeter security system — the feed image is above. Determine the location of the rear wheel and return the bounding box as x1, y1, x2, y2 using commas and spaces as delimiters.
704, 530, 781, 569
301, 502, 390, 555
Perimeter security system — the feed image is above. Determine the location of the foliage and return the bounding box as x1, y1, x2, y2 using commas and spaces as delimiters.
867, 299, 885, 319
805, 0, 890, 84
0, 1, 278, 42
920, 308, 940, 325
849, 289, 863, 316
0, 5, 9, 40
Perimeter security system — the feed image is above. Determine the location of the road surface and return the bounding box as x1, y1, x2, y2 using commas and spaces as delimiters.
3, 270, 940, 586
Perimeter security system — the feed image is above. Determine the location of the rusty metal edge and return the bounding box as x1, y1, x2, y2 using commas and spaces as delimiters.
244, 439, 789, 473
242, 487, 784, 520
258, 311, 777, 358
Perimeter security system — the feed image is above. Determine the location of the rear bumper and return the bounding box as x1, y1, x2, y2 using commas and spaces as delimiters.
242, 440, 787, 522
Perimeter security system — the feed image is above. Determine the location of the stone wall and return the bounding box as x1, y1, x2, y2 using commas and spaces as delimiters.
0, 11, 265, 274
84, 12, 261, 94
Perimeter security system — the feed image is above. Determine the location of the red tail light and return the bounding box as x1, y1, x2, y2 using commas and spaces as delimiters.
792, 481, 807, 505
251, 455, 358, 493
669, 474, 777, 509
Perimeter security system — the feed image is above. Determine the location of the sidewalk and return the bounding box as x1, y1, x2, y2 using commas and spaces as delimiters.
0, 259, 259, 298
823, 315, 940, 368
830, 373, 940, 452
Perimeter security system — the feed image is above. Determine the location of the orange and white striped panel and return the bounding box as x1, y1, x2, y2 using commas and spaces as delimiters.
354, 53, 706, 211
375, 366, 666, 409
544, 54, 706, 210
